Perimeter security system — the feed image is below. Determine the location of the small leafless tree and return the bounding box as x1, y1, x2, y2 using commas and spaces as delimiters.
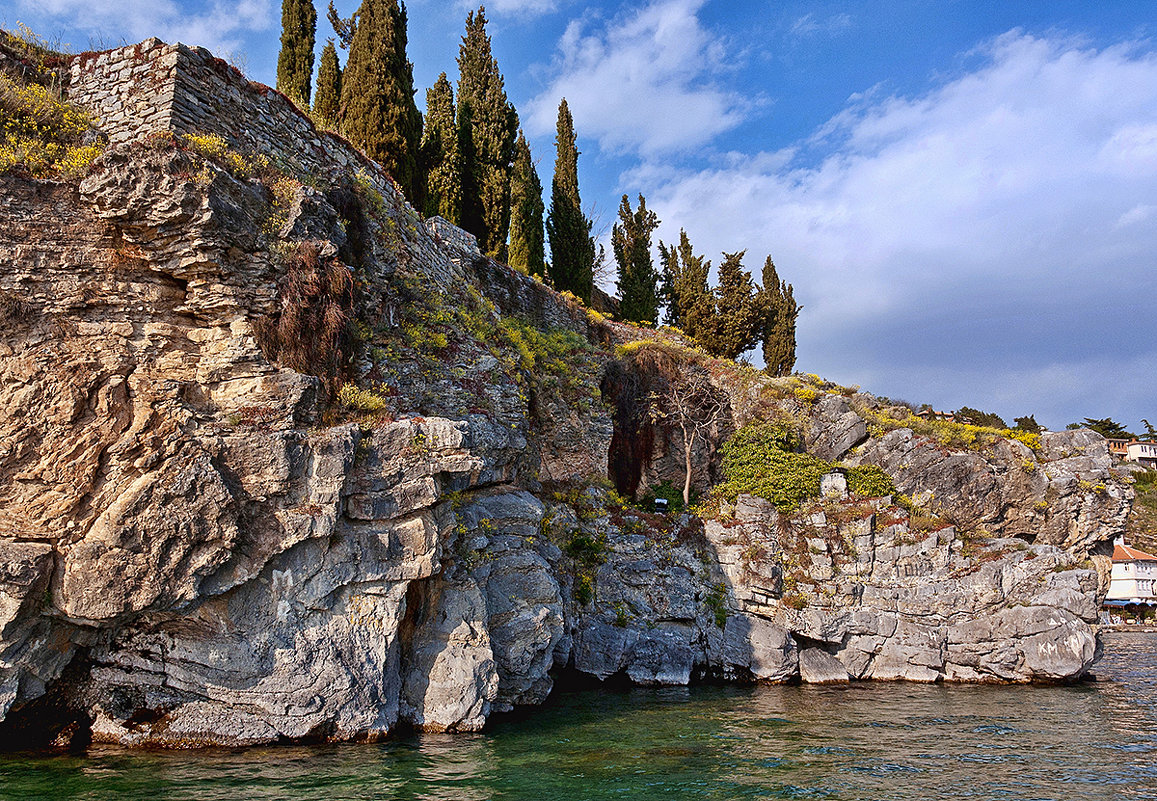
648, 366, 729, 505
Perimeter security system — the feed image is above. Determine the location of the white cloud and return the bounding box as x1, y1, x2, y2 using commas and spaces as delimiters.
526, 0, 747, 156
634, 31, 1157, 426
16, 0, 272, 55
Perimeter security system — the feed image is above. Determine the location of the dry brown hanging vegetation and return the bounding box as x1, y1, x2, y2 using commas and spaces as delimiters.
255, 242, 354, 391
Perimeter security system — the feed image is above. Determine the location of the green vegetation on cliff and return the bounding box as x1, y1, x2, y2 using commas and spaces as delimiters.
1128, 470, 1157, 554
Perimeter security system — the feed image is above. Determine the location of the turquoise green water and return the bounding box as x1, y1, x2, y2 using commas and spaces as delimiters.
2, 633, 1155, 800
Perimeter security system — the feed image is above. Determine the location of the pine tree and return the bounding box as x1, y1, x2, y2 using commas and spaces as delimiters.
421, 73, 462, 223
312, 39, 342, 126
658, 229, 713, 340
701, 251, 761, 360
546, 98, 595, 303
339, 0, 423, 203
276, 0, 318, 106
508, 131, 545, 276
456, 6, 518, 261
612, 194, 660, 324
757, 256, 800, 376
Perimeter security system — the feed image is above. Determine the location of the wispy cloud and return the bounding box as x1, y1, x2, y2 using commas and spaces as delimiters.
633, 31, 1157, 426
455, 0, 561, 16
789, 12, 853, 39
15, 0, 272, 54
525, 0, 747, 156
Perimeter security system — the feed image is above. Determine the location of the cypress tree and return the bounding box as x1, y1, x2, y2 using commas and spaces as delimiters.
339, 0, 423, 204
508, 131, 545, 276
327, 0, 356, 48
702, 251, 761, 359
658, 229, 712, 340
546, 98, 595, 303
312, 39, 342, 126
456, 6, 518, 261
421, 73, 463, 223
757, 256, 800, 376
276, 0, 318, 106
612, 193, 660, 324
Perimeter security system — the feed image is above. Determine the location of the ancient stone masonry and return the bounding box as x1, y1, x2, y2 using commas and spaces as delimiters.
70, 40, 360, 180
0, 37, 1136, 750
68, 40, 179, 143
66, 39, 459, 283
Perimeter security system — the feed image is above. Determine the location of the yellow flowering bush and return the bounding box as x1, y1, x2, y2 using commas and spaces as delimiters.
0, 71, 102, 179
180, 132, 263, 178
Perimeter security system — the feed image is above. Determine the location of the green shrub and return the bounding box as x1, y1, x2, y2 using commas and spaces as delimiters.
640, 479, 690, 514
181, 132, 268, 178
712, 421, 829, 512
845, 464, 896, 498
336, 383, 390, 412
574, 574, 595, 606
565, 529, 610, 568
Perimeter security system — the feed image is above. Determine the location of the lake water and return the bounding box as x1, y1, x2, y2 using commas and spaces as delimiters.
2, 632, 1154, 800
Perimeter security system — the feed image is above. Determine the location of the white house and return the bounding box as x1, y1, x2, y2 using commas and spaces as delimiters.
1126, 441, 1157, 470
1106, 538, 1157, 602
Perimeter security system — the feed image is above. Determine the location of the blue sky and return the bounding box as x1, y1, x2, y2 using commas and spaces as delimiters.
7, 0, 1156, 433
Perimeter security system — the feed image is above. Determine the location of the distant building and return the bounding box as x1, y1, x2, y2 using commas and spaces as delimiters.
916, 409, 955, 423
1107, 438, 1131, 459
1106, 538, 1157, 605
1126, 441, 1157, 470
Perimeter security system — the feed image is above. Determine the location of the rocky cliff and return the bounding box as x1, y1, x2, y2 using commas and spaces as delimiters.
0, 39, 1134, 749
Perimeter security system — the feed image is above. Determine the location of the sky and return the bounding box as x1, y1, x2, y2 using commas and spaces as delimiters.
6, 0, 1156, 433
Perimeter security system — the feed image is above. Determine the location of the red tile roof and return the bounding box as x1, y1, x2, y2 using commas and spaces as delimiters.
1114, 543, 1157, 562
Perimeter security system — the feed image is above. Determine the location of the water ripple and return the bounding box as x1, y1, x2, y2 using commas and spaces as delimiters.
1, 633, 1155, 800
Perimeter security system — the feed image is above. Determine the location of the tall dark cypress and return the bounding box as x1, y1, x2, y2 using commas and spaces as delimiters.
659, 229, 712, 340
612, 194, 660, 324
456, 6, 518, 260
758, 256, 800, 376
422, 73, 463, 223
312, 39, 342, 126
276, 0, 318, 106
546, 98, 595, 303
339, 0, 423, 203
508, 131, 545, 276
701, 251, 761, 360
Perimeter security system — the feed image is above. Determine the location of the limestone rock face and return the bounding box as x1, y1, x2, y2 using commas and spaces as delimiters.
848, 427, 1131, 554
0, 38, 1134, 749
400, 575, 497, 732
806, 395, 868, 461
798, 648, 850, 684
695, 493, 1105, 685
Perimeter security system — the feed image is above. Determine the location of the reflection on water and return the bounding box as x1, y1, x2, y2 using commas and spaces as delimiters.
2, 633, 1155, 800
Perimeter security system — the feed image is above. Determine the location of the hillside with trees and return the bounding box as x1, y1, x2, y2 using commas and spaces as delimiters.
272, 1, 802, 371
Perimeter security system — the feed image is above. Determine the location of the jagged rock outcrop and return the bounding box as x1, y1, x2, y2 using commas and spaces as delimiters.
0, 38, 1134, 749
